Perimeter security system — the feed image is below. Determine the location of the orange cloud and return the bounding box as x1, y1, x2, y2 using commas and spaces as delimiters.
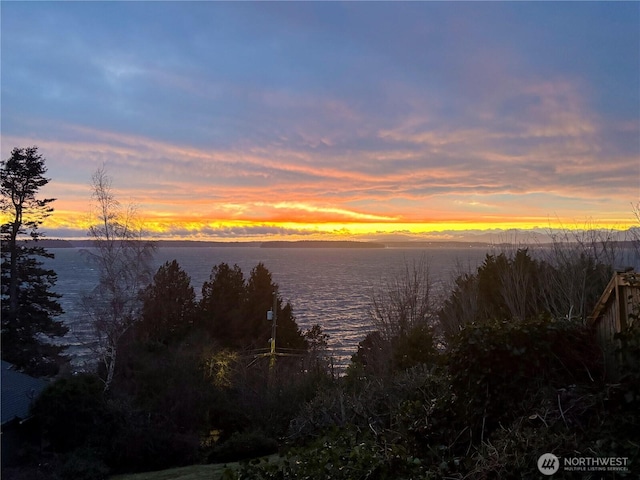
3, 69, 637, 243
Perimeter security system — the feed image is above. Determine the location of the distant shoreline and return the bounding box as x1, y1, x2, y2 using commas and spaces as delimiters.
261, 240, 386, 249
24, 238, 495, 249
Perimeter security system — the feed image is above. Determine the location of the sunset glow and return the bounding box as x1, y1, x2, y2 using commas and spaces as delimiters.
1, 2, 638, 242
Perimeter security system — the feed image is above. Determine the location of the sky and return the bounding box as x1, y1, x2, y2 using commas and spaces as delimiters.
1, 1, 639, 242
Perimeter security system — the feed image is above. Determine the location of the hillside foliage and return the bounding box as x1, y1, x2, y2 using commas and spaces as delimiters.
16, 246, 640, 480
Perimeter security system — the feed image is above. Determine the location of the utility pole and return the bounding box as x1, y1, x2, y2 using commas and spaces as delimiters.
248, 286, 302, 382
267, 288, 278, 372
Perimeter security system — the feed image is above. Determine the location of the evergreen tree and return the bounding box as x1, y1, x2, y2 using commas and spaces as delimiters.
243, 262, 275, 348
138, 260, 197, 344
1, 146, 67, 375
199, 262, 307, 350
244, 263, 306, 350
199, 262, 245, 344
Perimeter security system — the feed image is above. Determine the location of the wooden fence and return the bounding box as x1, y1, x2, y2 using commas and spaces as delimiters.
588, 270, 640, 378
588, 271, 640, 341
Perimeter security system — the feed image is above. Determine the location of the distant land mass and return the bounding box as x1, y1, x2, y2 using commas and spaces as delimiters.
17, 239, 76, 248
29, 239, 392, 249
383, 241, 492, 248
33, 238, 638, 250
155, 240, 262, 248
26, 239, 497, 249
261, 240, 386, 248
30, 239, 262, 248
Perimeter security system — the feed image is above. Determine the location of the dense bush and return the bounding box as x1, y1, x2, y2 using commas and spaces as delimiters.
289, 365, 458, 456
391, 323, 439, 370
59, 448, 109, 480
237, 427, 427, 480
105, 408, 201, 473
348, 324, 439, 380
31, 374, 113, 454
210, 430, 278, 463
447, 316, 604, 436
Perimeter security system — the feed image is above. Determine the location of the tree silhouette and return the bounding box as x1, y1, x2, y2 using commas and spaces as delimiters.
199, 262, 245, 344
1, 146, 67, 375
138, 260, 197, 344
244, 262, 306, 351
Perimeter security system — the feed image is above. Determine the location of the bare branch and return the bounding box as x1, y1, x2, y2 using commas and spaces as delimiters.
82, 167, 156, 391
369, 255, 437, 341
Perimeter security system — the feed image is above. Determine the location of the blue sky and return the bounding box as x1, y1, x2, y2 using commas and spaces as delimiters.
1, 1, 639, 241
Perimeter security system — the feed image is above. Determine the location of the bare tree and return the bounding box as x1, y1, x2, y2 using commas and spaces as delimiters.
538, 225, 619, 322
82, 167, 156, 391
369, 255, 437, 341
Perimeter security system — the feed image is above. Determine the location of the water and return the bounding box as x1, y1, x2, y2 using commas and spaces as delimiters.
44, 246, 491, 368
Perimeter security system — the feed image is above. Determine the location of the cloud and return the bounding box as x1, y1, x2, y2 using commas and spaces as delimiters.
1, 2, 637, 239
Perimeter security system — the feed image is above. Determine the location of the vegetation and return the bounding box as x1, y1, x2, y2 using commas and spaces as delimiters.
110, 460, 273, 480
234, 249, 639, 479
14, 241, 637, 479
19, 252, 323, 479
5, 158, 637, 478
82, 167, 157, 391
1, 146, 67, 376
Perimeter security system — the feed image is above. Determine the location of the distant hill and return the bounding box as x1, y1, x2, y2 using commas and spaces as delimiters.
38, 240, 262, 248
384, 241, 492, 249
38, 238, 636, 250
261, 240, 386, 248
30, 239, 495, 249
155, 240, 261, 248
16, 239, 75, 248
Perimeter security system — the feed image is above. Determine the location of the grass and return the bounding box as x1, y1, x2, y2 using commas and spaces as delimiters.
109, 463, 234, 480
110, 463, 238, 480
109, 455, 280, 480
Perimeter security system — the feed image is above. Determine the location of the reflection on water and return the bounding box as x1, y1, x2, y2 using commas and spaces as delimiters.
44, 246, 490, 369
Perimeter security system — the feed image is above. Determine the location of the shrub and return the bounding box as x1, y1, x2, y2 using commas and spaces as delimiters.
348, 331, 392, 379
210, 430, 278, 463
236, 426, 427, 480
447, 317, 604, 438
31, 374, 112, 454
105, 406, 201, 473
59, 449, 109, 480
391, 324, 439, 371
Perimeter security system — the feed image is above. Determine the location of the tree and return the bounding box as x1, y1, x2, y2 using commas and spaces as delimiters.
244, 262, 306, 351
439, 251, 547, 340
539, 226, 620, 321
349, 331, 391, 378
438, 268, 479, 340
369, 256, 437, 341
1, 146, 67, 375
497, 249, 543, 322
138, 260, 197, 344
199, 262, 245, 343
82, 167, 155, 391
304, 324, 330, 375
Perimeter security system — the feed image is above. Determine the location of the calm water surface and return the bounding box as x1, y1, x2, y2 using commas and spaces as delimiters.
45, 246, 491, 368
